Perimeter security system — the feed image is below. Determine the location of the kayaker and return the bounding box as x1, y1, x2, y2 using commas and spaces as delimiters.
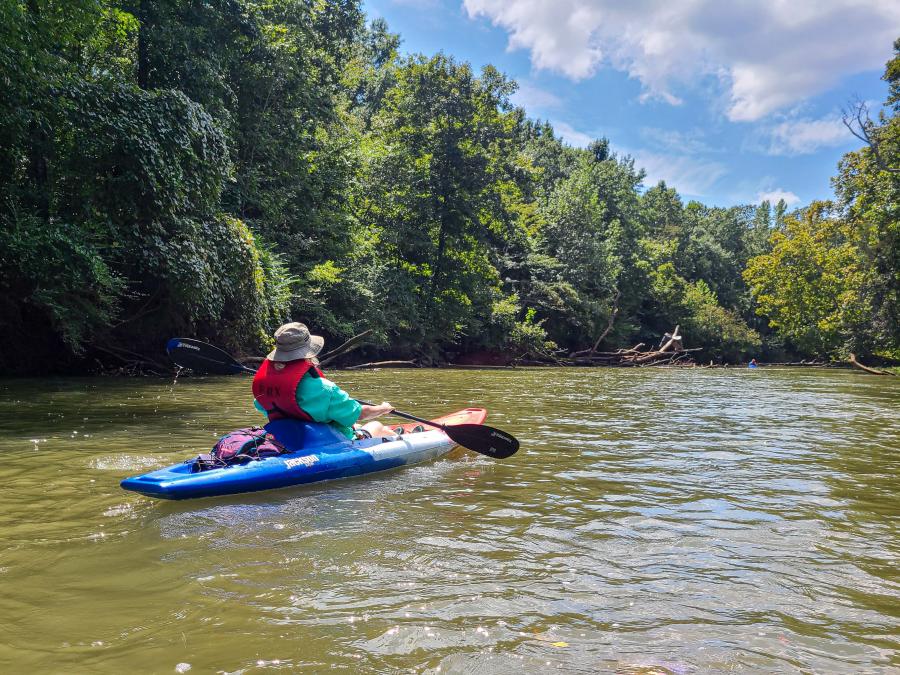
252, 322, 397, 439
749, 358, 758, 369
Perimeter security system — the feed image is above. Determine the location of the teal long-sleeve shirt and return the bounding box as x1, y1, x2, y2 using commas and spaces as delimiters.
254, 372, 363, 439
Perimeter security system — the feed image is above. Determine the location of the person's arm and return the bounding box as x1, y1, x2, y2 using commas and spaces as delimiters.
357, 402, 393, 421
298, 374, 392, 426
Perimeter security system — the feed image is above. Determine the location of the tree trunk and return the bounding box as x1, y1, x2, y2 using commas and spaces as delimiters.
589, 290, 620, 354
849, 353, 895, 375
657, 325, 682, 353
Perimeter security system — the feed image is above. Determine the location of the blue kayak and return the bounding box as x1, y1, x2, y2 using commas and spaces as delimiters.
121, 408, 486, 500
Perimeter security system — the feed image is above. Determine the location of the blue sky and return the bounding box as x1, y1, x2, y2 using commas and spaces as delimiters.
364, 0, 899, 207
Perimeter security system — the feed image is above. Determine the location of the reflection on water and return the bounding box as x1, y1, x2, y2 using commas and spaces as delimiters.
0, 368, 897, 673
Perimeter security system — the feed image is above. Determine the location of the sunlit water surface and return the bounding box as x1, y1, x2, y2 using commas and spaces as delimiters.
0, 368, 897, 673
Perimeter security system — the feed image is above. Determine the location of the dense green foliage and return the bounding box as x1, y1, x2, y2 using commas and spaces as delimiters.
0, 1, 896, 373
745, 40, 900, 360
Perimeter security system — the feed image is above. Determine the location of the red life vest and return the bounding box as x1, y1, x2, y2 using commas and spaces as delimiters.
252, 359, 324, 421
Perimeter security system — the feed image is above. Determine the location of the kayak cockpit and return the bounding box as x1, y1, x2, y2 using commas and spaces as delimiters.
264, 418, 351, 453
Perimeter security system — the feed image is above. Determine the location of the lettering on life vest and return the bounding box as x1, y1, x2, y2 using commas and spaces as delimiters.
252, 358, 320, 422
285, 455, 319, 469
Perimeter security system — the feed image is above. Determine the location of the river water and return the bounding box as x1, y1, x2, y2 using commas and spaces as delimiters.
0, 368, 897, 673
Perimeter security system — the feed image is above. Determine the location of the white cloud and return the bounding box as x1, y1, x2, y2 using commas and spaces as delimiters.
756, 189, 801, 206
763, 115, 852, 155
640, 127, 717, 155
510, 82, 563, 112
467, 1, 604, 80
463, 0, 900, 121
628, 148, 728, 197
552, 120, 594, 147
549, 118, 727, 196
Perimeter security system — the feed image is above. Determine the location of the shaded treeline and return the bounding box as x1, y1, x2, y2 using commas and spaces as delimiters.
1, 1, 897, 374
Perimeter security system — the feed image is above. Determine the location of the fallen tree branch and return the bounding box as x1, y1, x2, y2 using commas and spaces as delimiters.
759, 360, 830, 366
447, 364, 516, 370
589, 290, 620, 355
320, 329, 375, 366
240, 329, 375, 368
628, 343, 698, 365
849, 353, 895, 376
528, 330, 709, 368
513, 358, 562, 366
568, 291, 620, 358
345, 360, 418, 370
92, 343, 170, 373
576, 344, 647, 360
657, 325, 682, 353
667, 352, 693, 366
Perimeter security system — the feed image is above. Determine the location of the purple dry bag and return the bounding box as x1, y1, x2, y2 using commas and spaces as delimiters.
193, 427, 286, 472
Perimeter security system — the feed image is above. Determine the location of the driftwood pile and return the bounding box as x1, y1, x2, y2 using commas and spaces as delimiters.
326, 326, 701, 370
237, 325, 893, 372
565, 325, 701, 367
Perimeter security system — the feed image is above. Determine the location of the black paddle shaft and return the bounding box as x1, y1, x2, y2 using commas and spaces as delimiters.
356, 399, 435, 427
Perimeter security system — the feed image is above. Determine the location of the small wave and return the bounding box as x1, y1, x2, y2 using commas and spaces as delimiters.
89, 455, 167, 471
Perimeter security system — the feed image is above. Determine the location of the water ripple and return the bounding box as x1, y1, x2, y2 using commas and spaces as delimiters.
0, 369, 897, 672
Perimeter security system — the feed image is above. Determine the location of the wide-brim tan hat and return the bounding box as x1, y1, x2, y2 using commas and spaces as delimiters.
267, 322, 325, 362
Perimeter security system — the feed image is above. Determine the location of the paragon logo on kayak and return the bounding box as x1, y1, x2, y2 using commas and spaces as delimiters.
285, 455, 319, 469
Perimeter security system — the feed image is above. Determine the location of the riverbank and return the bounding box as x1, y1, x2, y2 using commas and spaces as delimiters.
67, 355, 900, 378
26, 333, 900, 378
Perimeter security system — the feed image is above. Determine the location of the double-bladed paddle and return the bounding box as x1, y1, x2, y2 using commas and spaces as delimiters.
166, 338, 256, 375
166, 337, 519, 459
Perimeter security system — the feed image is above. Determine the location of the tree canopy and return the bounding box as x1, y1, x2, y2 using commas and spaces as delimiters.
0, 1, 896, 373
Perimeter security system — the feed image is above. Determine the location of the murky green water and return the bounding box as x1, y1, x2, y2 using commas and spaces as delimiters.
0, 368, 898, 673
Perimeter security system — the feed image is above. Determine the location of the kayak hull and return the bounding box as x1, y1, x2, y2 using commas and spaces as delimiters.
120, 408, 486, 500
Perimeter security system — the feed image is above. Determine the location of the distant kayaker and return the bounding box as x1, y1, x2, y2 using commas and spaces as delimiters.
252, 322, 397, 439
749, 358, 758, 368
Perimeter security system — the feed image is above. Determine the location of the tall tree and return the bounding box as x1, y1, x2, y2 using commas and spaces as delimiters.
536, 145, 644, 349
744, 203, 871, 357
833, 40, 900, 357
354, 54, 526, 355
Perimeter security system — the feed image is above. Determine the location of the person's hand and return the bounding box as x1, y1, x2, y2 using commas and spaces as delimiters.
359, 401, 394, 421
